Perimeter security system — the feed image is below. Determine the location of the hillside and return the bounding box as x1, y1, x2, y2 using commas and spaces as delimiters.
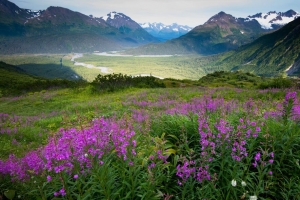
0, 0, 157, 54
0, 61, 85, 96
0, 61, 38, 86
213, 16, 300, 77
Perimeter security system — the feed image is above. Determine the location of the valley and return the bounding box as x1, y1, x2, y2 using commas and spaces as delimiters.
0, 53, 217, 80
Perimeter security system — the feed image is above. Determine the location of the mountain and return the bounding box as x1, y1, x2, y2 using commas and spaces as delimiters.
125, 10, 299, 56
99, 12, 158, 44
0, 0, 157, 54
139, 22, 193, 41
247, 10, 300, 29
212, 16, 300, 77
126, 11, 268, 55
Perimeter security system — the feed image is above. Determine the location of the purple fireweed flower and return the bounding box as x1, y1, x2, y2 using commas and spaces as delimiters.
148, 162, 156, 169
269, 171, 273, 175
177, 180, 182, 186
269, 159, 274, 164
195, 166, 211, 183
254, 152, 261, 161
47, 175, 52, 182
255, 127, 261, 132
252, 161, 257, 168
60, 188, 66, 196
149, 155, 154, 160
176, 161, 196, 182
74, 174, 78, 179
132, 140, 137, 147
250, 121, 256, 126
0, 117, 136, 181
252, 133, 258, 138
131, 149, 136, 156
285, 92, 297, 103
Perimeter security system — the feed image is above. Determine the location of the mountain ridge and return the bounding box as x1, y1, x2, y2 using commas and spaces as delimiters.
0, 0, 157, 54
125, 10, 299, 55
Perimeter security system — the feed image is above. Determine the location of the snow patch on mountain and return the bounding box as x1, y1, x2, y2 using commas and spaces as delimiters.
25, 9, 42, 19
139, 22, 192, 32
141, 23, 149, 28
138, 22, 193, 40
101, 11, 126, 21
247, 10, 300, 29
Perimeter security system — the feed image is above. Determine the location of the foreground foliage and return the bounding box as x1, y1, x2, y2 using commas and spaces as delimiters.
0, 86, 299, 199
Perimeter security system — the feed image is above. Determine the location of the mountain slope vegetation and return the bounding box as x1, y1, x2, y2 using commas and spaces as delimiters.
213, 16, 300, 76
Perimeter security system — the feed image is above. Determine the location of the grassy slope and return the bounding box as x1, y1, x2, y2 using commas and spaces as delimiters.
0, 85, 285, 159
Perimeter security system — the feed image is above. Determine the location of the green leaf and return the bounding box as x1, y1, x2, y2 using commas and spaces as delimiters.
4, 190, 16, 200
165, 148, 177, 155
168, 134, 179, 141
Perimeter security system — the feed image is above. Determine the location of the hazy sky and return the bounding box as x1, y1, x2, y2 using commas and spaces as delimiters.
9, 0, 300, 27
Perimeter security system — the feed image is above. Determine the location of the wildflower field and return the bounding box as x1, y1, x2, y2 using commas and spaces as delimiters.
0, 87, 300, 199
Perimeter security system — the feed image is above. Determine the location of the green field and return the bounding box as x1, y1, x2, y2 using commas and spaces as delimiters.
75, 54, 209, 80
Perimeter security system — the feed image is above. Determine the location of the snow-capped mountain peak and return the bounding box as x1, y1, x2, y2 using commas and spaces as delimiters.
101, 11, 128, 21
139, 22, 193, 41
139, 22, 192, 32
247, 9, 300, 29
100, 11, 146, 31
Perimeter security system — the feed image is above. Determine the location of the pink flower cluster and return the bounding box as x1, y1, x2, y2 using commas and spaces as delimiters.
176, 116, 262, 184
0, 117, 136, 181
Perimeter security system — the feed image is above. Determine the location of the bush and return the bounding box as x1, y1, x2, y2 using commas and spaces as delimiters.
258, 77, 293, 89
92, 73, 165, 92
